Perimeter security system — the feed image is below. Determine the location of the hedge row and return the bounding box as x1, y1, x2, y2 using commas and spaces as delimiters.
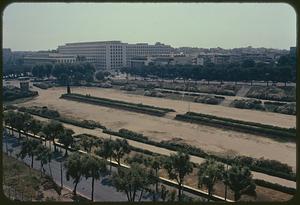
253, 179, 296, 195
3, 86, 38, 102
175, 112, 295, 139
264, 101, 287, 106
103, 128, 295, 181
186, 112, 295, 133
18, 106, 105, 130
61, 93, 174, 116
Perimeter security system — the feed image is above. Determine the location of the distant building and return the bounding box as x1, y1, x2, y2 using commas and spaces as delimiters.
290, 47, 296, 57
130, 54, 203, 67
3, 48, 12, 64
23, 53, 78, 66
57, 41, 174, 70
20, 81, 29, 91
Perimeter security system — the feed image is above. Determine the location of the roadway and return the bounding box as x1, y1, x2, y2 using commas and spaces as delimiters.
2, 132, 207, 202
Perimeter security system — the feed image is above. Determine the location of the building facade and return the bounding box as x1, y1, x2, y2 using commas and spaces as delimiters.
57, 41, 174, 70
23, 53, 78, 66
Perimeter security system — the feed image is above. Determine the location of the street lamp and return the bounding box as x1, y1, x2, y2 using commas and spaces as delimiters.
57, 156, 64, 189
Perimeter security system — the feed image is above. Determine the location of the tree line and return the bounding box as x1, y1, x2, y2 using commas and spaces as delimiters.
120, 56, 296, 84
32, 63, 96, 85
3, 110, 256, 202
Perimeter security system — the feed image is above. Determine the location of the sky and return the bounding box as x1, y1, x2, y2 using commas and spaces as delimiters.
2, 3, 297, 51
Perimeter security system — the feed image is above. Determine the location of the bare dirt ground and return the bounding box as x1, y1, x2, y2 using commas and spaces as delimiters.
16, 84, 296, 172
73, 86, 295, 128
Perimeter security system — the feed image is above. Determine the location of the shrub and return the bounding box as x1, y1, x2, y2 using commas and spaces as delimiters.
61, 93, 175, 116
194, 95, 222, 105
254, 179, 296, 195
3, 86, 38, 101
246, 86, 296, 102
231, 99, 265, 111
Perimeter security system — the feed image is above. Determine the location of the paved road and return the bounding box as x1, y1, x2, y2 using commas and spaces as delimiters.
3, 134, 128, 202
2, 133, 206, 202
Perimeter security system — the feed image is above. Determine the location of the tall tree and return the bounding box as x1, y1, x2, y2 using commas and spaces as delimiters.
164, 151, 193, 201
43, 120, 64, 152
96, 138, 114, 172
64, 152, 83, 196
29, 119, 42, 138
223, 164, 256, 201
111, 139, 131, 166
58, 128, 74, 156
112, 164, 155, 202
145, 156, 163, 194
197, 159, 225, 201
82, 155, 108, 201
17, 139, 40, 168
35, 144, 53, 177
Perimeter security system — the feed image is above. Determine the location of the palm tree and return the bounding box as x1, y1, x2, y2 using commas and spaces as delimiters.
95, 138, 114, 172
12, 112, 29, 139
197, 159, 225, 201
17, 139, 40, 168
145, 156, 163, 194
22, 114, 34, 139
29, 119, 42, 138
82, 154, 108, 201
111, 139, 131, 166
223, 164, 256, 201
58, 128, 74, 156
164, 151, 193, 201
64, 152, 83, 195
3, 111, 15, 135
35, 144, 52, 177
112, 163, 155, 202
42, 120, 64, 151
80, 135, 94, 153
42, 123, 52, 148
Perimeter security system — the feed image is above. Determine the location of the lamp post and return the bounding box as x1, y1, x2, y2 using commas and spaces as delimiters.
57, 156, 64, 189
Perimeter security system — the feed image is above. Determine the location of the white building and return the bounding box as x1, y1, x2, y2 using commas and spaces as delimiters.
23, 53, 78, 66
57, 41, 174, 70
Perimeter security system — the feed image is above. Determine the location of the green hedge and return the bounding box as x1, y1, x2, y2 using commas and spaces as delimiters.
175, 112, 295, 139
61, 93, 174, 116
103, 128, 295, 181
254, 179, 296, 195
3, 86, 38, 101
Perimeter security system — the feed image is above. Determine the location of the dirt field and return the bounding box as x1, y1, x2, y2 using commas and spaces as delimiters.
15, 84, 295, 172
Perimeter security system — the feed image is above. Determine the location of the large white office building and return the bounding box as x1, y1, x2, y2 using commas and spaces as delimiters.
57, 41, 174, 70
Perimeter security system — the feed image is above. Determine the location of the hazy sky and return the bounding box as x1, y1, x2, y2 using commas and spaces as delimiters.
3, 3, 297, 51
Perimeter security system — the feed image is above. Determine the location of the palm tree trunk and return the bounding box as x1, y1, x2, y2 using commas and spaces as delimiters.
40, 162, 43, 177
91, 176, 95, 201
49, 163, 53, 178
155, 170, 158, 193
110, 156, 112, 173
5, 137, 8, 154
234, 192, 239, 201
73, 181, 78, 195
125, 191, 130, 202
138, 189, 144, 202
208, 188, 211, 202
31, 155, 34, 168
178, 183, 182, 201
53, 139, 56, 152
